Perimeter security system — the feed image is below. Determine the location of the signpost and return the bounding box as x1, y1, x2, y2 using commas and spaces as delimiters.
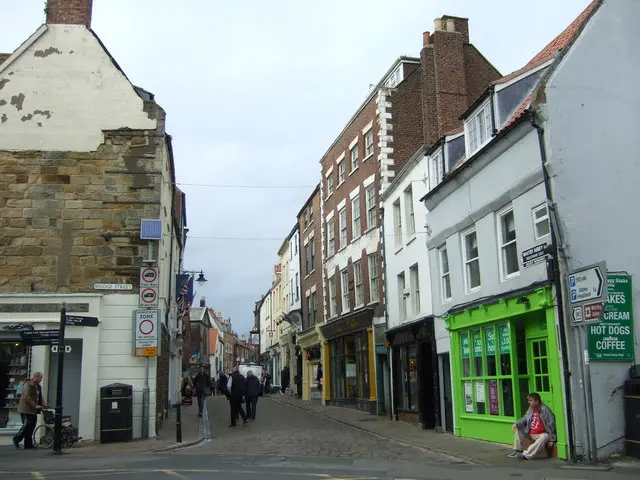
133, 309, 159, 357
20, 329, 60, 345
64, 315, 99, 327
568, 261, 606, 324
587, 274, 635, 362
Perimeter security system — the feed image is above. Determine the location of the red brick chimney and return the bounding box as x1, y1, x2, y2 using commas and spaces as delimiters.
46, 0, 93, 27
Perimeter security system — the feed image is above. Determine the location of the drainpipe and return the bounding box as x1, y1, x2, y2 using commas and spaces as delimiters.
379, 206, 395, 420
530, 113, 578, 461
489, 86, 497, 136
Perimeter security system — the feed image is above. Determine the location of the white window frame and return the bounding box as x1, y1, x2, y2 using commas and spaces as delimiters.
410, 263, 420, 315
351, 195, 361, 240
364, 130, 374, 158
368, 254, 379, 303
327, 219, 335, 257
393, 199, 403, 248
326, 174, 334, 197
429, 150, 443, 191
350, 145, 359, 172
398, 272, 407, 321
338, 207, 347, 249
354, 260, 364, 307
404, 186, 415, 237
365, 184, 376, 230
497, 207, 520, 280
337, 160, 346, 185
328, 276, 337, 318
310, 239, 315, 273
439, 246, 452, 302
462, 228, 481, 293
532, 204, 551, 240
465, 100, 493, 156
341, 268, 349, 313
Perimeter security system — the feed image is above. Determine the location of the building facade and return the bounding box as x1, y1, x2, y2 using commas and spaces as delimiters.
0, 0, 185, 441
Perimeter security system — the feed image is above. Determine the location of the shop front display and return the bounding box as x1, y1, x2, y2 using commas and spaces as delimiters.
386, 318, 439, 428
320, 308, 376, 413
0, 341, 31, 431
446, 284, 568, 459
297, 325, 324, 402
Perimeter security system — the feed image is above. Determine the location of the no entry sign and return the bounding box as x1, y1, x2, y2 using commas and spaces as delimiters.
133, 309, 159, 357
139, 267, 159, 308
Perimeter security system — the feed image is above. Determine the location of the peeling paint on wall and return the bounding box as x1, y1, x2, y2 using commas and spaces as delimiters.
0, 78, 9, 89
10, 93, 25, 111
0, 99, 6, 106
34, 47, 62, 58
21, 109, 52, 122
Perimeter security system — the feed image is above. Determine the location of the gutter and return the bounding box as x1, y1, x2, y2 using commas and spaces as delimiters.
530, 113, 577, 462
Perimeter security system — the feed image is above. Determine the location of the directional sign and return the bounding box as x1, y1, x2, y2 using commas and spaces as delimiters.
20, 329, 60, 346
133, 309, 159, 357
572, 306, 583, 323
140, 267, 159, 288
583, 301, 605, 322
65, 315, 100, 327
568, 262, 605, 306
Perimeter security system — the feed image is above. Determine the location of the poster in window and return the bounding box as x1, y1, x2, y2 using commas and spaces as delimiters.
345, 363, 356, 378
472, 330, 482, 357
485, 327, 496, 355
464, 381, 473, 413
475, 381, 485, 403
489, 380, 499, 415
461, 333, 470, 358
498, 324, 510, 354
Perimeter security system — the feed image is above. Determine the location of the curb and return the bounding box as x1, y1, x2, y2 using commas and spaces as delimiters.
268, 396, 484, 466
152, 399, 211, 453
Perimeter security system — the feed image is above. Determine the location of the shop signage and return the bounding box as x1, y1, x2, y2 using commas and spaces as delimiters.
319, 308, 373, 339
521, 242, 549, 268
64, 315, 99, 327
20, 329, 59, 346
472, 330, 482, 357
461, 334, 470, 359
485, 328, 496, 355
567, 261, 606, 307
587, 274, 635, 362
489, 380, 499, 415
498, 324, 510, 354
133, 309, 159, 357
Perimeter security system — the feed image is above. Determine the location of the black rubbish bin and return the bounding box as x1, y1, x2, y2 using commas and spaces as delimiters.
100, 383, 133, 443
624, 378, 640, 458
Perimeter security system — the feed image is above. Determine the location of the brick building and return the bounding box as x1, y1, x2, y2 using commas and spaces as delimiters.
296, 185, 325, 402
318, 16, 500, 415
0, 0, 185, 441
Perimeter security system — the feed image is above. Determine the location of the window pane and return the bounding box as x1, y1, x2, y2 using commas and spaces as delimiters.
461, 333, 471, 377
501, 379, 514, 417
536, 218, 550, 237
475, 380, 486, 414
468, 260, 481, 289
502, 211, 516, 243
504, 243, 519, 275
408, 347, 418, 411
472, 329, 483, 376
485, 327, 497, 376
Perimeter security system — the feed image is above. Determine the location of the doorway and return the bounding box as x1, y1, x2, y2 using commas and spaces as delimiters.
440, 353, 454, 432
418, 341, 436, 429
48, 339, 83, 428
527, 337, 553, 412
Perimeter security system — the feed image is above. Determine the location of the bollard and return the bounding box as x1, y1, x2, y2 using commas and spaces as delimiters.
175, 403, 182, 443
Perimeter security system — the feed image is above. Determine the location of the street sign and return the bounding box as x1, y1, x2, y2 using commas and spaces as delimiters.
20, 329, 60, 345
140, 267, 159, 288
64, 315, 99, 327
568, 262, 605, 306
587, 274, 635, 362
139, 287, 159, 308
572, 306, 583, 323
133, 309, 159, 357
521, 242, 549, 268
583, 301, 605, 322
94, 283, 133, 291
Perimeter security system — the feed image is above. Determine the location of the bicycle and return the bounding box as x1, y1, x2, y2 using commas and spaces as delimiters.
33, 408, 80, 449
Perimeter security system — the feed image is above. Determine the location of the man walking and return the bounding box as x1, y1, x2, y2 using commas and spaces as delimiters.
13, 372, 46, 449
193, 366, 211, 417
280, 365, 290, 394
226, 366, 248, 427
245, 370, 261, 421
509, 392, 556, 460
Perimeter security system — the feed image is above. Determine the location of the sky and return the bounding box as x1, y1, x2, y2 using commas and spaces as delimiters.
0, 0, 592, 336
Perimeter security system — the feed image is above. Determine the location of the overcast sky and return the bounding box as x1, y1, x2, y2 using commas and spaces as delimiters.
1, 0, 591, 335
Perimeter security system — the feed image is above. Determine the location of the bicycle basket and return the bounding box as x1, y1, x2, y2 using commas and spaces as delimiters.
43, 410, 55, 424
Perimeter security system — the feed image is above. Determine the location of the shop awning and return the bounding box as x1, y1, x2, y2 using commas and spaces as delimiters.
385, 316, 435, 346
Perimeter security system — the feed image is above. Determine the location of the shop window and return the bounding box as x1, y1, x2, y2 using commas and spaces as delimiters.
397, 348, 408, 409
461, 332, 471, 377
396, 344, 418, 411
356, 331, 370, 399
0, 342, 31, 430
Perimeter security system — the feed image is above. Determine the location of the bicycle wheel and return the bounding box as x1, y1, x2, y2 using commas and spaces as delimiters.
33, 424, 54, 449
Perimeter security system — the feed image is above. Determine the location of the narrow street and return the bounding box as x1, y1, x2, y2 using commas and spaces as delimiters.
0, 397, 637, 480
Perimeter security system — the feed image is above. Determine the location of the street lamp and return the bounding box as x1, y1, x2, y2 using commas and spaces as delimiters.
183, 269, 207, 286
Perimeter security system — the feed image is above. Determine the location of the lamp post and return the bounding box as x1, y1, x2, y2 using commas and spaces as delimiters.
173, 268, 207, 442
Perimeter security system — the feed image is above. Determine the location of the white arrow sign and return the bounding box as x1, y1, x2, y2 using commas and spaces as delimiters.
568, 263, 605, 305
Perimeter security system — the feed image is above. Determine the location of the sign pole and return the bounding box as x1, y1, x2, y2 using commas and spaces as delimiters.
52, 303, 67, 454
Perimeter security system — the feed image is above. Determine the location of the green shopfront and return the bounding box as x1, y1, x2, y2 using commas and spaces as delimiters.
445, 284, 568, 459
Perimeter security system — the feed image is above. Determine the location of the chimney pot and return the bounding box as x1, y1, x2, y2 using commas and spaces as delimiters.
434, 18, 443, 31
446, 19, 456, 32
423, 31, 431, 46
46, 0, 93, 27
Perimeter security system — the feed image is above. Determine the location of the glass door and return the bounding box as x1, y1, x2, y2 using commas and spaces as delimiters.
527, 338, 553, 413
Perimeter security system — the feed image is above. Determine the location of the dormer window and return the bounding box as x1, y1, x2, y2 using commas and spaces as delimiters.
465, 100, 492, 156
429, 149, 443, 191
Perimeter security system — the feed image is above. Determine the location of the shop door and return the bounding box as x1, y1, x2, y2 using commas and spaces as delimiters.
527, 338, 553, 414
48, 339, 83, 428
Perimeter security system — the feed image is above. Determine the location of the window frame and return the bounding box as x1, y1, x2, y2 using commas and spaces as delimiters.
338, 207, 348, 249
350, 144, 359, 172
497, 207, 520, 280
364, 130, 374, 158
532, 204, 551, 240
409, 263, 420, 315
311, 291, 317, 323
465, 100, 493, 156
341, 268, 350, 313
462, 228, 481, 293
337, 160, 346, 185
310, 239, 315, 272
354, 260, 364, 307
365, 185, 376, 230
398, 272, 407, 320
351, 195, 361, 240
326, 174, 334, 197
368, 254, 379, 303
393, 199, 402, 248
439, 246, 452, 302
404, 186, 415, 237
327, 219, 335, 257
328, 276, 337, 318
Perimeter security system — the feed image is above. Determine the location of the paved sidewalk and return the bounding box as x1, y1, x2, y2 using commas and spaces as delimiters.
268, 394, 554, 467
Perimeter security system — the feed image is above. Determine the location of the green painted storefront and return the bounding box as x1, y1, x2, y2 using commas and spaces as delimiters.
445, 284, 568, 459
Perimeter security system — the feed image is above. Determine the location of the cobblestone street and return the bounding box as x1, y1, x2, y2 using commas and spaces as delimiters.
202, 395, 450, 463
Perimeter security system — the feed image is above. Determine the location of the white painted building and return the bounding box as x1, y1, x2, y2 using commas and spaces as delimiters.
289, 227, 302, 314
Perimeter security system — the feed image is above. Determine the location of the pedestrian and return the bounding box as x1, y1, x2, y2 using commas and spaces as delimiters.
226, 366, 248, 427
13, 372, 46, 449
244, 370, 261, 421
280, 365, 290, 394
217, 370, 228, 396
181, 376, 194, 405
295, 373, 302, 399
193, 366, 212, 417
508, 392, 557, 460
